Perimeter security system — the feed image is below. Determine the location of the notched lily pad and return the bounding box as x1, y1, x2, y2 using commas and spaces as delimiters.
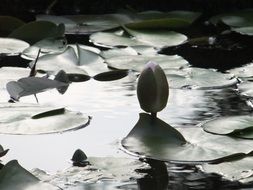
122, 113, 253, 163
0, 103, 90, 135
90, 28, 187, 48
9, 21, 64, 44
167, 67, 238, 89
202, 115, 253, 139
0, 160, 60, 190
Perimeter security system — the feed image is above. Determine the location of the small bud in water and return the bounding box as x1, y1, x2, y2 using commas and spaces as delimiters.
137, 62, 169, 115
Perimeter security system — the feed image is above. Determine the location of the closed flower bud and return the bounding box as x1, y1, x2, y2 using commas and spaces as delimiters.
137, 62, 169, 114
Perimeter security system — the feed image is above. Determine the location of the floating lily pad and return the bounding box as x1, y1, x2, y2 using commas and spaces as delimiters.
9, 21, 64, 44
90, 31, 146, 48
0, 160, 60, 189
38, 13, 134, 34
0, 16, 24, 36
167, 67, 238, 89
22, 37, 67, 60
90, 28, 187, 48
201, 115, 253, 139
0, 102, 90, 134
93, 70, 129, 81
0, 38, 29, 55
231, 26, 253, 36
238, 81, 253, 97
101, 47, 139, 59
122, 113, 253, 163
126, 10, 201, 30
228, 63, 253, 78
29, 46, 90, 82
106, 54, 188, 72
203, 156, 253, 182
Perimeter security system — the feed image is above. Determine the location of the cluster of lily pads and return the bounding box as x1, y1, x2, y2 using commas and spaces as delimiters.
0, 8, 253, 189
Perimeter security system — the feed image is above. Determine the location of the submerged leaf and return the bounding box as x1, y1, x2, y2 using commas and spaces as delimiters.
0, 103, 90, 134
0, 160, 60, 190
202, 115, 253, 139
122, 113, 253, 163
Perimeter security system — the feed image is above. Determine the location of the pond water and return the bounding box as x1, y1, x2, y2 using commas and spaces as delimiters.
0, 73, 252, 189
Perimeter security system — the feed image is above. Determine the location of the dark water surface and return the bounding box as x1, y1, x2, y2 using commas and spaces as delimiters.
0, 76, 252, 189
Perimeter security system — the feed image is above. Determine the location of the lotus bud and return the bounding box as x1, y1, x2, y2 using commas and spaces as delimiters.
137, 62, 169, 115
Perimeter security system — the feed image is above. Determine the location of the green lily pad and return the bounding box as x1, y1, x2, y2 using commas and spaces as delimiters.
29, 46, 90, 82
0, 160, 60, 189
0, 38, 29, 55
125, 10, 201, 30
203, 156, 253, 182
0, 102, 90, 134
22, 37, 67, 60
201, 115, 253, 139
167, 67, 238, 89
123, 27, 187, 48
238, 81, 253, 97
231, 26, 253, 36
6, 76, 69, 100
122, 113, 253, 163
0, 16, 24, 36
105, 54, 188, 72
101, 47, 139, 59
90, 28, 187, 48
9, 21, 64, 44
209, 9, 253, 27
38, 13, 134, 34
90, 31, 146, 48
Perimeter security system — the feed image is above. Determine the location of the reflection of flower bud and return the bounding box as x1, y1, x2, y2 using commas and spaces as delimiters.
137, 62, 169, 114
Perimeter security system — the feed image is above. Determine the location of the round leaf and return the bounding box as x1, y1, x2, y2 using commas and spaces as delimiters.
122, 113, 253, 163
0, 38, 29, 55
0, 103, 90, 135
9, 21, 64, 44
106, 54, 188, 72
202, 115, 253, 139
167, 67, 238, 89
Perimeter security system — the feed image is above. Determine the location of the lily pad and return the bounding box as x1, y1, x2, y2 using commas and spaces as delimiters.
90, 28, 187, 48
22, 37, 67, 60
9, 21, 65, 44
0, 102, 90, 134
106, 54, 188, 72
29, 46, 90, 82
0, 160, 60, 190
201, 115, 253, 139
227, 63, 253, 78
167, 67, 238, 89
122, 113, 253, 163
231, 26, 253, 36
125, 10, 201, 30
0, 38, 29, 55
203, 156, 253, 182
238, 81, 253, 97
0, 16, 24, 36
